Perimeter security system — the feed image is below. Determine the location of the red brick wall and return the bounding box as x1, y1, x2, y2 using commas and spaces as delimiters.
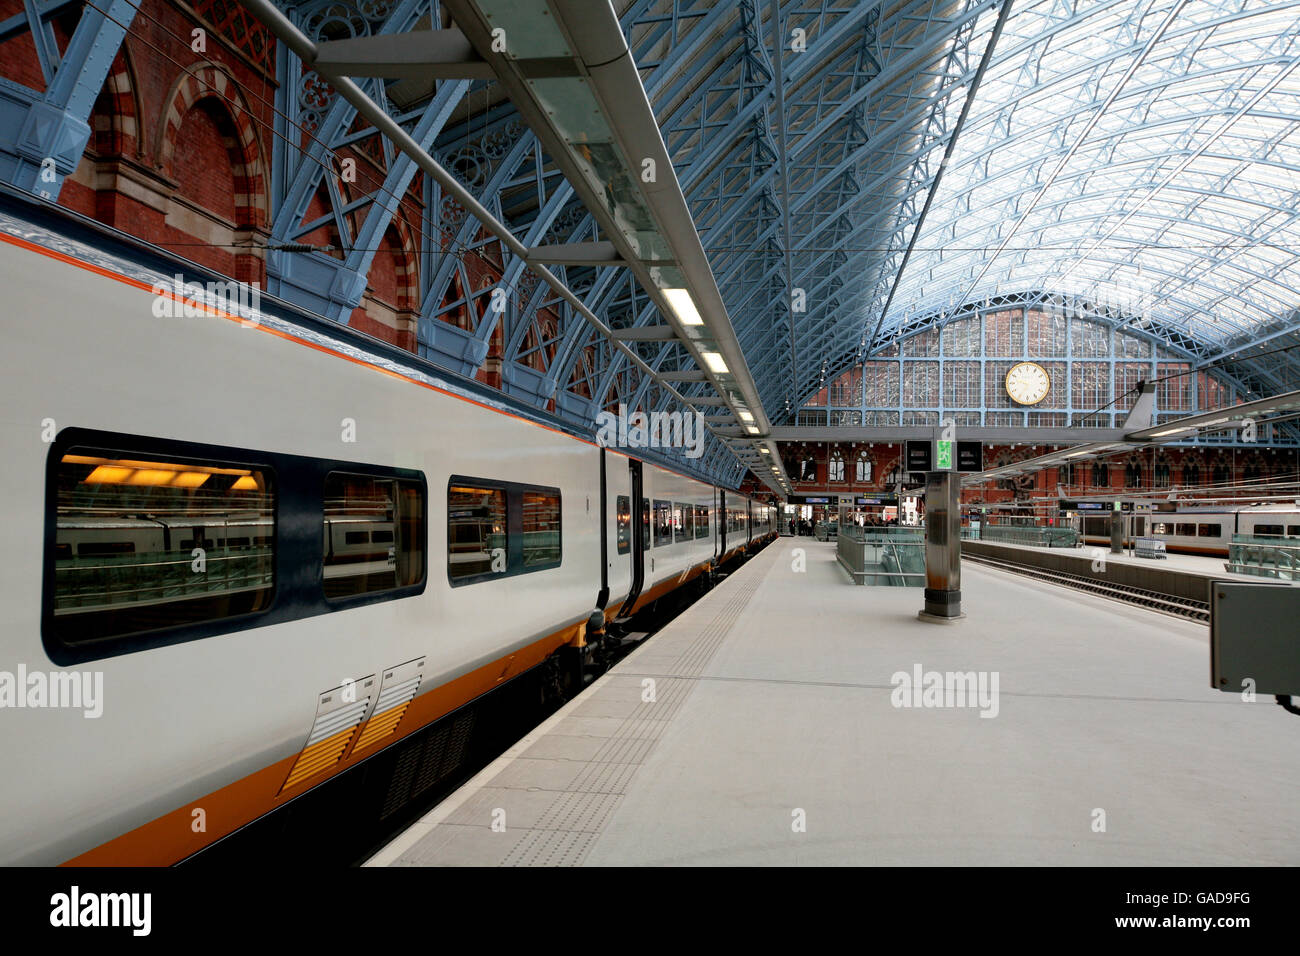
15, 0, 617, 387
172, 103, 237, 220
773, 441, 1300, 506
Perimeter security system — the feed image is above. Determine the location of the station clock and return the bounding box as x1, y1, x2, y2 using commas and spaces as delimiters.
1004, 361, 1051, 406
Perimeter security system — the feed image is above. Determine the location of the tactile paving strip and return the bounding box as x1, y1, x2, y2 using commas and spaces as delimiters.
392, 546, 778, 867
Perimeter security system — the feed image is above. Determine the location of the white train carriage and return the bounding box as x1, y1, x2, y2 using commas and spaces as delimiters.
0, 207, 775, 865
1077, 502, 1300, 556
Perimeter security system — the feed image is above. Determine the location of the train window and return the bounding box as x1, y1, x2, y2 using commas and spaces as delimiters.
674, 503, 692, 542
694, 505, 709, 539
1254, 524, 1284, 537
324, 473, 425, 599
616, 495, 631, 554
448, 484, 507, 581
653, 499, 673, 546
1289, 525, 1300, 537
50, 451, 274, 644
1176, 523, 1196, 537
641, 498, 650, 549
1151, 522, 1169, 535
1197, 523, 1221, 537
522, 492, 561, 568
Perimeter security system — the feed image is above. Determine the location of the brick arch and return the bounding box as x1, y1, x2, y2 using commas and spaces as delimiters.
385, 216, 419, 312
1241, 450, 1268, 484
1208, 451, 1232, 486
92, 49, 139, 157
156, 63, 266, 228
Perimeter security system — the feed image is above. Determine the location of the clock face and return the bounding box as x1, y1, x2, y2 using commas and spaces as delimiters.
1005, 361, 1051, 406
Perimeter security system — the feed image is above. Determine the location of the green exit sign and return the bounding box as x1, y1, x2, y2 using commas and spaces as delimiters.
936, 440, 953, 470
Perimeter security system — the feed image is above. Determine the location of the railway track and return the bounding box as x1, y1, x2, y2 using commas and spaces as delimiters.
963, 553, 1210, 624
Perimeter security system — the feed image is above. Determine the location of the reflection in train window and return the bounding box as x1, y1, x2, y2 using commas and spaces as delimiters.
324, 473, 425, 599
694, 505, 709, 539
51, 451, 274, 642
1176, 523, 1196, 536
522, 491, 561, 568
616, 495, 631, 554
1197, 523, 1221, 537
449, 485, 507, 581
653, 499, 672, 547
1254, 524, 1284, 537
674, 503, 692, 543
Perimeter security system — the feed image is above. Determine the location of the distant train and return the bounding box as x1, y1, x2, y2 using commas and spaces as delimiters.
1074, 502, 1300, 556
0, 205, 776, 865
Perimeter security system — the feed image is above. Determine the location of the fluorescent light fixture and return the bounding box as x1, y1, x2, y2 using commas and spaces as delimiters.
1066, 450, 1094, 458
746, 425, 759, 435
1148, 426, 1196, 438
702, 351, 729, 374
662, 288, 703, 326
760, 447, 770, 454
737, 409, 754, 423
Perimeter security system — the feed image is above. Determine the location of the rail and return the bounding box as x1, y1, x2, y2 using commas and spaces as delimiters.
963, 552, 1210, 623
54, 547, 273, 612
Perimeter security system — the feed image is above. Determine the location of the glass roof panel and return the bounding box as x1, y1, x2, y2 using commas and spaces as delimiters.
873, 0, 1300, 370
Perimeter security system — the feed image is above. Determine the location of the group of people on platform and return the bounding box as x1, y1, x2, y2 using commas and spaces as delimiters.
786, 513, 901, 536
856, 514, 900, 528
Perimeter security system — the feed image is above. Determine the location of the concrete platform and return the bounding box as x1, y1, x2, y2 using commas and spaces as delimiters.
367, 539, 1300, 866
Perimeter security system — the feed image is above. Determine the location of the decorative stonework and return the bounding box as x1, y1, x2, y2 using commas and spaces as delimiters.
156, 62, 267, 228
191, 0, 275, 74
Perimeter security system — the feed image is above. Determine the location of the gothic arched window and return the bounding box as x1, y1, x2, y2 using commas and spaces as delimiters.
1153, 456, 1171, 488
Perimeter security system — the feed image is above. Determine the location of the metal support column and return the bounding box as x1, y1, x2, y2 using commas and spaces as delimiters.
920, 471, 964, 623
1110, 505, 1125, 554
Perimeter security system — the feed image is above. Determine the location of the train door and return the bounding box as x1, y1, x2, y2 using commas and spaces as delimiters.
615, 458, 646, 619
597, 449, 610, 610
717, 489, 728, 556
718, 488, 727, 557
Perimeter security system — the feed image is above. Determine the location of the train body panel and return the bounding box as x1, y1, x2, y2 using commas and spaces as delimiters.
0, 230, 775, 864
640, 463, 717, 595
1075, 503, 1300, 556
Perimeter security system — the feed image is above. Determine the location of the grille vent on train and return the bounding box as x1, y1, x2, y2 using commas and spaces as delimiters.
353, 657, 425, 755
379, 710, 476, 820
279, 676, 375, 794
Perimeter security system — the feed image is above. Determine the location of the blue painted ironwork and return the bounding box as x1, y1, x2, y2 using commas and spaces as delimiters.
9, 0, 1300, 484
0, 0, 137, 198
